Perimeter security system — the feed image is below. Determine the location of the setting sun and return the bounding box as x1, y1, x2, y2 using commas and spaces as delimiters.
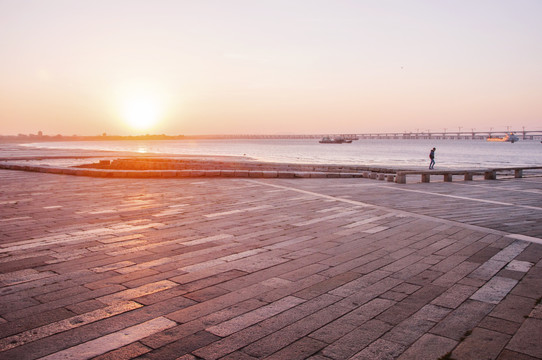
121, 96, 162, 131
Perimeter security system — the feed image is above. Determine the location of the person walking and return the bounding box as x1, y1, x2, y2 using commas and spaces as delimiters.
429, 147, 436, 169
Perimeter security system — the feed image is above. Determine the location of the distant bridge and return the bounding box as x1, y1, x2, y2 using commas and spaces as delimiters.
193, 130, 542, 140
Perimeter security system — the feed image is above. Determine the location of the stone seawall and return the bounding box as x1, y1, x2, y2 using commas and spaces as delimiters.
80, 158, 398, 174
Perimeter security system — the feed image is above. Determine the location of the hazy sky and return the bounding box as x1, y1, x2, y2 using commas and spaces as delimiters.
1, 0, 541, 136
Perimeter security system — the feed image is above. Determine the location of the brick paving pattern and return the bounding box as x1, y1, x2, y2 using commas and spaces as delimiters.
1, 169, 542, 359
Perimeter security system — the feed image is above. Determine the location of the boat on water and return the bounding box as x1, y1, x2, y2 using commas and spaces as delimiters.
486, 132, 520, 143
319, 136, 352, 144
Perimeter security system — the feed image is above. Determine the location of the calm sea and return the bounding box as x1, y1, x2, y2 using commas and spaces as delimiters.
24, 139, 542, 169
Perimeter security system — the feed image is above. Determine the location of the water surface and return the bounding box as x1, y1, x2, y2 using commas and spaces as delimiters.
24, 139, 542, 169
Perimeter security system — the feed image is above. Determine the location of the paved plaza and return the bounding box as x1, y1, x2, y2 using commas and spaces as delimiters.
1, 169, 542, 359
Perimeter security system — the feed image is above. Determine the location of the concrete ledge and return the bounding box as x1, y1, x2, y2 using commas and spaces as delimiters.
249, 171, 264, 178
262, 171, 278, 178
220, 170, 236, 177
394, 167, 542, 184
205, 170, 221, 177
278, 172, 295, 178
234, 170, 249, 177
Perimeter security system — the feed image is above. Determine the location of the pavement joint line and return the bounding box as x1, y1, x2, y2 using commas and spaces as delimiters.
506, 233, 542, 245
378, 185, 542, 211
244, 179, 373, 207
445, 180, 542, 195
246, 180, 542, 246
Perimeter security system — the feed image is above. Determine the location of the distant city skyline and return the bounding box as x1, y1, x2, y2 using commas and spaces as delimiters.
1, 0, 541, 136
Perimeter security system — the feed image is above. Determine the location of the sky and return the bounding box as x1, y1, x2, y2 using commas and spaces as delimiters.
1, 0, 541, 136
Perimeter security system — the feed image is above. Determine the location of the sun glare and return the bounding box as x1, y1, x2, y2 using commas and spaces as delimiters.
121, 96, 162, 131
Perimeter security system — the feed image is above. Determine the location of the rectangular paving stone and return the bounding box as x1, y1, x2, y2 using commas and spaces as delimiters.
469, 259, 509, 281
92, 342, 152, 360
0, 307, 76, 339
413, 304, 451, 322
349, 338, 406, 360
431, 283, 479, 309
257, 274, 328, 303
206, 296, 305, 337
376, 284, 447, 325
309, 298, 395, 344
85, 269, 160, 290
530, 304, 542, 319
142, 298, 266, 350
478, 316, 521, 335
381, 254, 424, 273
136, 330, 219, 360
278, 263, 330, 282
397, 333, 457, 360
430, 299, 495, 340
263, 336, 327, 360
505, 260, 534, 272
241, 303, 346, 357
3, 284, 127, 321
320, 319, 392, 359
183, 285, 230, 302
166, 283, 273, 323
492, 240, 530, 262
97, 280, 178, 305
469, 241, 531, 281
470, 276, 519, 304
490, 294, 538, 323
0, 269, 56, 286
192, 325, 270, 360
382, 316, 435, 346
510, 268, 542, 299
497, 349, 541, 360
0, 301, 142, 351
340, 277, 404, 309
431, 260, 480, 287
452, 327, 511, 360
391, 283, 421, 295
97, 234, 144, 244
506, 318, 542, 359
39, 317, 177, 360
329, 270, 391, 297
399, 269, 444, 286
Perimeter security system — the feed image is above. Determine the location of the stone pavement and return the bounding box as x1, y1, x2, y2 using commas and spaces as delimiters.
1, 169, 541, 359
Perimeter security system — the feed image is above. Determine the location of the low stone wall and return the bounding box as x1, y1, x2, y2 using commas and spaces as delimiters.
84, 157, 398, 174
1, 163, 392, 179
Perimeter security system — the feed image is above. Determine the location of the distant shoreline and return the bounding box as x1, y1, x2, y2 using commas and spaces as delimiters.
2, 129, 542, 143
